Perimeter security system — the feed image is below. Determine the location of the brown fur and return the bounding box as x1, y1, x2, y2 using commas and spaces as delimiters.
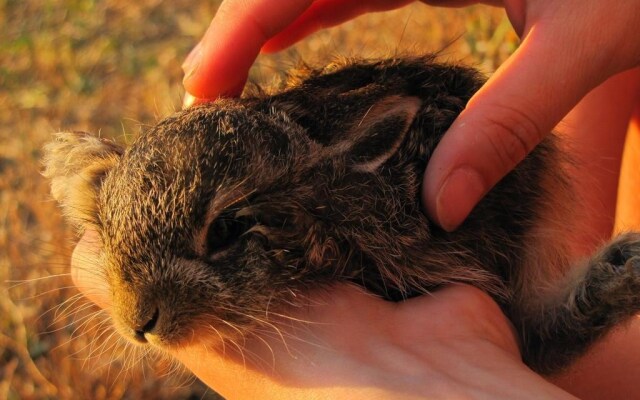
43, 55, 640, 374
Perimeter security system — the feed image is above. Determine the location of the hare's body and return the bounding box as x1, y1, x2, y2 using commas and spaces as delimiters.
44, 56, 640, 374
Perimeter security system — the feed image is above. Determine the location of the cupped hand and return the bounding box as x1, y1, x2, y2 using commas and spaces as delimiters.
71, 230, 576, 400
182, 0, 640, 230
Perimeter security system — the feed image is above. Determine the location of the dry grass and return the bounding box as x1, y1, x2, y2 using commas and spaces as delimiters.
0, 1, 518, 398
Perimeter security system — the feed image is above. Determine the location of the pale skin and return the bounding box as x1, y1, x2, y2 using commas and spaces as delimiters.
73, 236, 578, 400
71, 1, 640, 398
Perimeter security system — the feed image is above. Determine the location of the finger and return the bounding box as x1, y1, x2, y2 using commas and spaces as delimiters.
183, 0, 314, 101
422, 17, 611, 231
71, 229, 110, 309
262, 0, 414, 53
263, 1, 508, 52
421, 0, 503, 7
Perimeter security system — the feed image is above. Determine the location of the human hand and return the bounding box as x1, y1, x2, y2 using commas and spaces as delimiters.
181, 0, 416, 102
71, 231, 576, 399
182, 0, 640, 231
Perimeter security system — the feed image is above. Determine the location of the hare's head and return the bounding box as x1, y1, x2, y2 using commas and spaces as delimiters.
43, 94, 421, 348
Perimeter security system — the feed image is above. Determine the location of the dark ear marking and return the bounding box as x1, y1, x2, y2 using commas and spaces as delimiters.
338, 95, 421, 172
42, 131, 123, 234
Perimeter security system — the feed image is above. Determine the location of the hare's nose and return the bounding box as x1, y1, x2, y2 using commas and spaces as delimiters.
134, 307, 159, 343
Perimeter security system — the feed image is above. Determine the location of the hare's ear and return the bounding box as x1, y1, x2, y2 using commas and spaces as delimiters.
42, 132, 123, 234
340, 95, 420, 172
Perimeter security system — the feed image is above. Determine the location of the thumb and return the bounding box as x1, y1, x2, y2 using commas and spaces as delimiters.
422, 19, 612, 231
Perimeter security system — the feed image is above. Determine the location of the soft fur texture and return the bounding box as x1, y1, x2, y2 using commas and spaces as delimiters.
44, 56, 640, 374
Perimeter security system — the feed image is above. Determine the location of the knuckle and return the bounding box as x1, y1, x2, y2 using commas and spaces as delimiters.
479, 104, 546, 171
450, 285, 495, 313
435, 284, 495, 318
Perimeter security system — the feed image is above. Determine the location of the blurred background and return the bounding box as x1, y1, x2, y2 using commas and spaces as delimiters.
0, 1, 518, 398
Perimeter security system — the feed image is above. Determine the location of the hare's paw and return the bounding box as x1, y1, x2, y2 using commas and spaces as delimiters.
584, 232, 640, 316
520, 232, 640, 375
597, 232, 640, 270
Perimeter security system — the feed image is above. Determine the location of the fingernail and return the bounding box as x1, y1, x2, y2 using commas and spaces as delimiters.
182, 42, 203, 82
436, 168, 486, 232
182, 92, 197, 109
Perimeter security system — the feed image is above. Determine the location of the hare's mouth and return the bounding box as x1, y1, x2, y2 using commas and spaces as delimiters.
130, 307, 160, 344
113, 302, 253, 350
113, 314, 191, 348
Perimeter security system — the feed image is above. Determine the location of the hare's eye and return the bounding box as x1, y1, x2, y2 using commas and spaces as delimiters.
206, 212, 253, 254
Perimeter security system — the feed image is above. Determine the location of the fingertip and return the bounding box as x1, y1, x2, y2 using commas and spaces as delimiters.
181, 17, 254, 99
182, 76, 246, 110
422, 115, 488, 231
424, 166, 487, 231
183, 0, 316, 99
182, 48, 250, 100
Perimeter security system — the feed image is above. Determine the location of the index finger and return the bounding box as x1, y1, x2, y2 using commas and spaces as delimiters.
182, 0, 313, 100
